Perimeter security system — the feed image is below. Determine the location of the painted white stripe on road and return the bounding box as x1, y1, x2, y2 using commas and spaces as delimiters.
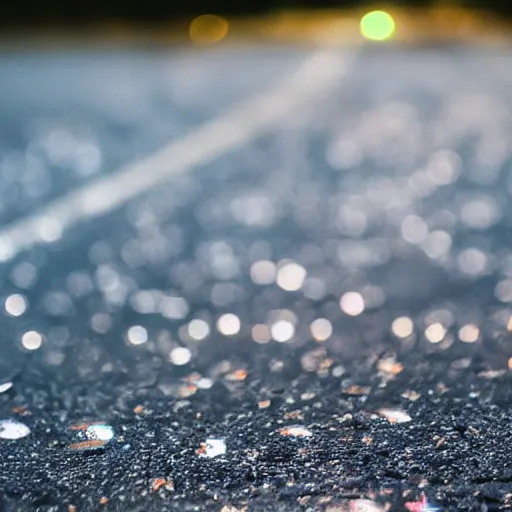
0, 49, 356, 261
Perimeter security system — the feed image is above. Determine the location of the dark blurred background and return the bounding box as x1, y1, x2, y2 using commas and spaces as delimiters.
1, 0, 512, 30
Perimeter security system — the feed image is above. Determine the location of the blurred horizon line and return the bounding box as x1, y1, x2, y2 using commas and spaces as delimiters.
0, 7, 511, 49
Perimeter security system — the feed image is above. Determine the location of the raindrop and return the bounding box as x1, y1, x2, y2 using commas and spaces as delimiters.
68, 422, 115, 451
0, 419, 30, 440
0, 382, 13, 394
279, 425, 313, 437
378, 408, 412, 423
198, 438, 226, 458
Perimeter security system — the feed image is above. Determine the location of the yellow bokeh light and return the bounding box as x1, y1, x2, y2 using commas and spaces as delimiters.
360, 10, 396, 41
189, 15, 229, 45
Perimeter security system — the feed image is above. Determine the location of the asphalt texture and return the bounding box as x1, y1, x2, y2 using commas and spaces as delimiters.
1, 43, 512, 511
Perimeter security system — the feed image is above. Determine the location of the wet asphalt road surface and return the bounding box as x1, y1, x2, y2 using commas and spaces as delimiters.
2, 44, 512, 511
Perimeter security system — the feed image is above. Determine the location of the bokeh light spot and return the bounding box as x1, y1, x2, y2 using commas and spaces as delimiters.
5, 294, 27, 317
188, 319, 210, 341
270, 320, 295, 343
169, 347, 192, 366
360, 10, 396, 41
250, 260, 276, 285
252, 324, 271, 344
189, 15, 229, 45
217, 313, 241, 336
340, 292, 365, 316
391, 316, 414, 338
425, 323, 446, 344
127, 325, 148, 345
276, 261, 307, 292
310, 318, 333, 342
22, 330, 43, 351
459, 324, 479, 343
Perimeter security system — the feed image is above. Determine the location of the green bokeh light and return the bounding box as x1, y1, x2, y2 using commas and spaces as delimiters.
360, 10, 396, 41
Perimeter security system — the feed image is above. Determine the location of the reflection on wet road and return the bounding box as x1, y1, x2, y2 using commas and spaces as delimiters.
1, 44, 512, 511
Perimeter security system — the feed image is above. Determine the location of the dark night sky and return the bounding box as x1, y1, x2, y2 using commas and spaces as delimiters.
2, 0, 511, 29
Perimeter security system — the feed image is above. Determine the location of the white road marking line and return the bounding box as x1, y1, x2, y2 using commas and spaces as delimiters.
0, 49, 356, 261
